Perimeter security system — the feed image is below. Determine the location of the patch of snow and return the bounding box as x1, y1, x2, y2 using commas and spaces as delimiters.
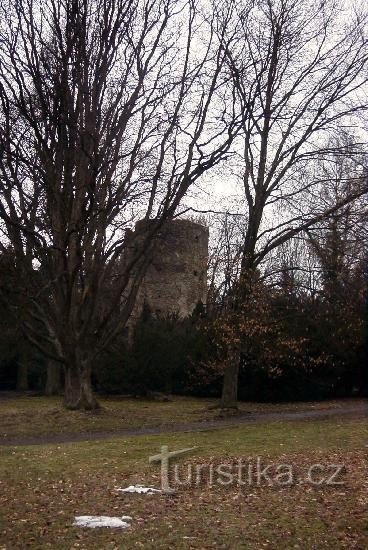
73, 515, 132, 528
116, 484, 161, 494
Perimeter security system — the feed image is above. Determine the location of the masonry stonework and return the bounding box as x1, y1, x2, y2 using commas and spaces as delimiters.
129, 219, 208, 322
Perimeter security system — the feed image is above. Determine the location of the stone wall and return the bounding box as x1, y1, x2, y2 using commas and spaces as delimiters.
128, 218, 208, 322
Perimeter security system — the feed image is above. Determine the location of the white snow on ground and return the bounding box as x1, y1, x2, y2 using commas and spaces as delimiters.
116, 484, 162, 494
73, 516, 132, 528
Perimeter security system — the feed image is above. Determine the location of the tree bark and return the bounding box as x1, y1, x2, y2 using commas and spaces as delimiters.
63, 362, 99, 410
220, 351, 240, 409
45, 360, 62, 396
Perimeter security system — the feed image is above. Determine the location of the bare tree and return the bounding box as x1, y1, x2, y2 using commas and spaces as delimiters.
216, 0, 368, 407
0, 0, 241, 409
307, 155, 367, 297
206, 210, 245, 312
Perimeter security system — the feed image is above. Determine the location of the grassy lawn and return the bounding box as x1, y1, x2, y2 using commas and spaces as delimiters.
0, 415, 367, 548
0, 394, 363, 440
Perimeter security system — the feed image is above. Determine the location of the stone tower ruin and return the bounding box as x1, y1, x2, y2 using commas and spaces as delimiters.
128, 218, 208, 323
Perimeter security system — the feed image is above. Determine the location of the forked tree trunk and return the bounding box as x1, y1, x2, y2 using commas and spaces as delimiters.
45, 360, 62, 396
63, 362, 99, 410
220, 351, 240, 409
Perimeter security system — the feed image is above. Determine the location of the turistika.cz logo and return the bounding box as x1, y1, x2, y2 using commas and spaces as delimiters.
149, 445, 346, 493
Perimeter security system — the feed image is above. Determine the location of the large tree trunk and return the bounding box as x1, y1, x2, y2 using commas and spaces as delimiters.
220, 351, 240, 409
63, 362, 99, 410
45, 360, 62, 396
16, 360, 28, 391
220, 265, 256, 410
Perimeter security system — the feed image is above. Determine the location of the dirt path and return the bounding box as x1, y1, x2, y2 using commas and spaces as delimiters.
0, 402, 366, 447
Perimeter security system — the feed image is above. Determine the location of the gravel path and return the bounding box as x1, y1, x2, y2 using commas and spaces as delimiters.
0, 402, 366, 447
